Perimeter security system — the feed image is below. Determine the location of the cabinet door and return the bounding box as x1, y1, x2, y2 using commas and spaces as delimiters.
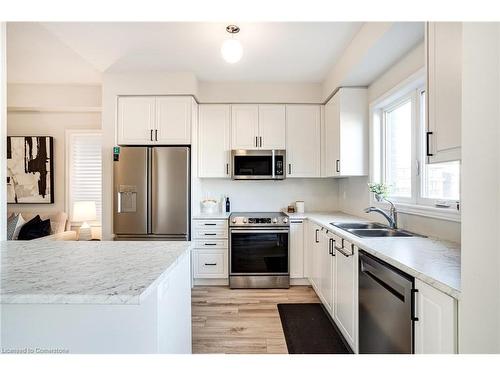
303, 220, 314, 279
333, 237, 358, 352
324, 95, 340, 176
117, 96, 155, 145
198, 105, 231, 178
414, 279, 457, 354
324, 88, 368, 177
427, 22, 462, 163
319, 230, 334, 314
309, 224, 322, 292
286, 105, 321, 177
259, 104, 286, 149
231, 104, 259, 149
290, 221, 304, 278
155, 97, 191, 144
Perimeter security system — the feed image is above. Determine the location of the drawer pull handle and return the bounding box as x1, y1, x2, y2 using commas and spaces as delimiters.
204, 243, 217, 246
204, 263, 217, 266
204, 233, 216, 236
204, 223, 216, 226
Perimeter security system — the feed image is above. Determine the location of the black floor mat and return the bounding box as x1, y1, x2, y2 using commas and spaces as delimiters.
277, 303, 352, 354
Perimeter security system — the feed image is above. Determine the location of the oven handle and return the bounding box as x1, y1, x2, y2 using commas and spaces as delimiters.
230, 229, 289, 234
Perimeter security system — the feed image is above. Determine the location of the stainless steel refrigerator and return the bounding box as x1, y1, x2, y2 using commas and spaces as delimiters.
113, 146, 190, 240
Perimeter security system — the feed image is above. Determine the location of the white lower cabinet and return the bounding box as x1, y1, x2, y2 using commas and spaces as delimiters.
318, 229, 335, 314
193, 250, 227, 278
192, 218, 229, 283
309, 223, 323, 292
414, 279, 457, 353
333, 236, 358, 352
290, 220, 305, 278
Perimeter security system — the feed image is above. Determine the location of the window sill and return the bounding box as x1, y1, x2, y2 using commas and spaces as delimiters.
372, 201, 461, 223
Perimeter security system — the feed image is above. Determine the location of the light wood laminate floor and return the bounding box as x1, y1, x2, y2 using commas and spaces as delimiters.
191, 286, 320, 354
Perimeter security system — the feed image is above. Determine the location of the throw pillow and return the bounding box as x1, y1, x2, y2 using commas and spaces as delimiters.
13, 213, 27, 240
18, 216, 52, 241
7, 214, 20, 240
6, 213, 26, 240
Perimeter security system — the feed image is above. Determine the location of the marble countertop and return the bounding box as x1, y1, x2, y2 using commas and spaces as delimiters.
285, 211, 461, 299
193, 212, 230, 219
0, 240, 192, 305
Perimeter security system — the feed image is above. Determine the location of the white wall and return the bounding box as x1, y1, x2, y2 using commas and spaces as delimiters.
7, 84, 101, 216
336, 43, 461, 243
0, 23, 6, 240
459, 23, 500, 354
367, 42, 425, 102
199, 178, 339, 213
198, 81, 322, 103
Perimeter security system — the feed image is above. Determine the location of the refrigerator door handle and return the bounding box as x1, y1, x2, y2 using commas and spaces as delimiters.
147, 147, 152, 234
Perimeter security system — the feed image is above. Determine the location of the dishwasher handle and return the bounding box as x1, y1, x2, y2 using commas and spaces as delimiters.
359, 251, 414, 303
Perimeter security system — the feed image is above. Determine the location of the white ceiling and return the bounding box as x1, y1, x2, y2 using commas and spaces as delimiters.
6, 22, 424, 85
10, 22, 363, 83
7, 22, 102, 84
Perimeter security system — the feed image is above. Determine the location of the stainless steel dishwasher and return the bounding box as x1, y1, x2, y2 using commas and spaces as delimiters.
358, 250, 417, 354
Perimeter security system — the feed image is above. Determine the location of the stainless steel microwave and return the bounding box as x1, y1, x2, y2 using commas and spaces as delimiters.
231, 150, 286, 180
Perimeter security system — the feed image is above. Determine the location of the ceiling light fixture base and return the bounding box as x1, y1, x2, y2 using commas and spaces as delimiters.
226, 25, 240, 34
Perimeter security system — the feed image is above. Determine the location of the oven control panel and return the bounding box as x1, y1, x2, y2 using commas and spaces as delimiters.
229, 213, 289, 227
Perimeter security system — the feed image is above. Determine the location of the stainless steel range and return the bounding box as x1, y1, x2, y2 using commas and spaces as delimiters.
229, 212, 290, 289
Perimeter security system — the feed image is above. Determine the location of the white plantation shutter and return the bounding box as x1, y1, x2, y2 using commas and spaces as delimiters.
68, 132, 102, 222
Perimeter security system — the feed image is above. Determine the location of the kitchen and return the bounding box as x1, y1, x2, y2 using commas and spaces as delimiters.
0, 9, 499, 370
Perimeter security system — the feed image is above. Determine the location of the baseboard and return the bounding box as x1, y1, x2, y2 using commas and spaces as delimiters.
290, 278, 311, 286
194, 278, 310, 287
193, 278, 229, 286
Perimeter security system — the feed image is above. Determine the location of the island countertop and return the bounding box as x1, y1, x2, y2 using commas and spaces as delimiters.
0, 240, 192, 305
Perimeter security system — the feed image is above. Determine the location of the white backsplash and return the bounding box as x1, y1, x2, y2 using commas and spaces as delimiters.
199, 178, 339, 213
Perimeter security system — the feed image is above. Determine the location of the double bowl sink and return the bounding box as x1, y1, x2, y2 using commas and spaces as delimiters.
331, 222, 420, 238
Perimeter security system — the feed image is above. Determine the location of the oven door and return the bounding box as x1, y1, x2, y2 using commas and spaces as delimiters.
230, 229, 289, 275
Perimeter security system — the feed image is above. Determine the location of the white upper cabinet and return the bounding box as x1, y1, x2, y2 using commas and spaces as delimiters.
414, 279, 457, 354
230, 104, 286, 150
231, 104, 259, 149
117, 96, 192, 145
156, 97, 192, 144
117, 96, 155, 145
324, 88, 368, 177
198, 104, 231, 178
286, 105, 321, 177
258, 104, 286, 149
426, 22, 462, 163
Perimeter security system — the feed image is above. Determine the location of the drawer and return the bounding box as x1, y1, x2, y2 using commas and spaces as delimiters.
194, 239, 228, 249
193, 249, 228, 278
193, 227, 228, 239
194, 220, 228, 230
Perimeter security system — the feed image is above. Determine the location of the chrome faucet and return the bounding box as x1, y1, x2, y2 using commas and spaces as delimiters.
364, 198, 398, 229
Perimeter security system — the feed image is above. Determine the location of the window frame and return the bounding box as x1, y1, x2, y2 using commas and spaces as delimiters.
370, 68, 460, 222
65, 129, 103, 226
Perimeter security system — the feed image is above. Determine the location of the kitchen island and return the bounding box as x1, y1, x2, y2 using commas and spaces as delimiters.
0, 240, 192, 354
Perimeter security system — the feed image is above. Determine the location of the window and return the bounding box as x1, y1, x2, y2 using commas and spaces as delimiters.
66, 131, 102, 223
373, 75, 460, 217
383, 97, 413, 199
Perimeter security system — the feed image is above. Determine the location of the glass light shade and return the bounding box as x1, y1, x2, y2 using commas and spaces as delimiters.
72, 201, 97, 222
221, 38, 243, 63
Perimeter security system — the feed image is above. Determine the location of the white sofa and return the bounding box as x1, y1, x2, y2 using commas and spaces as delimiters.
8, 211, 77, 241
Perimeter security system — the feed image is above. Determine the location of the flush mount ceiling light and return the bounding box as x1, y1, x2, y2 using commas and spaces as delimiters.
221, 25, 243, 64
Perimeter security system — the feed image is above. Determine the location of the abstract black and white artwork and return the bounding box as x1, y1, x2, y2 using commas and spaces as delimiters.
7, 136, 54, 204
